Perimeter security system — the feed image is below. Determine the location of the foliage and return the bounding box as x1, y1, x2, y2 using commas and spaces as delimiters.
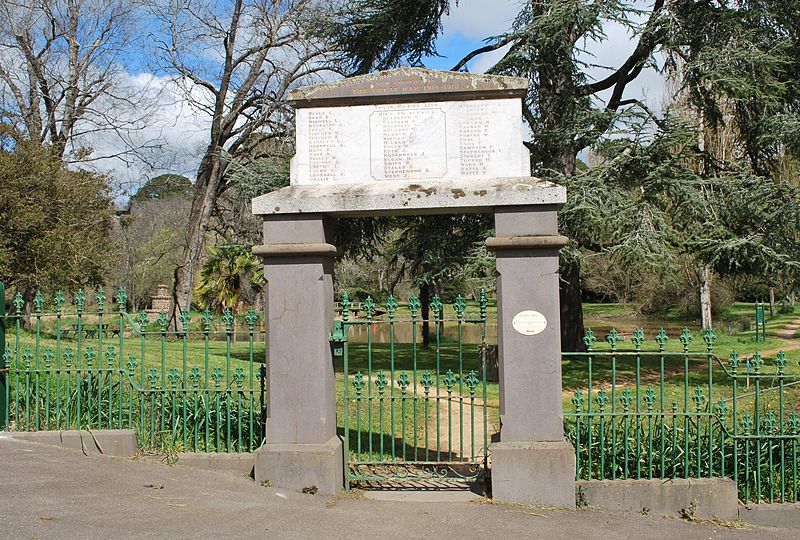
0, 130, 114, 293
326, 0, 800, 348
559, 119, 800, 291
664, 0, 800, 176
214, 146, 293, 247
385, 214, 493, 298
194, 243, 264, 313
130, 174, 193, 204
329, 0, 453, 74
114, 193, 192, 309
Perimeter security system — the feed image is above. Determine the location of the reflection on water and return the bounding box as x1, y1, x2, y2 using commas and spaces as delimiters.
202, 322, 694, 345
346, 322, 497, 345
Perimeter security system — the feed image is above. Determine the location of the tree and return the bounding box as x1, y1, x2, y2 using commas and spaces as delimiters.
0, 0, 155, 163
557, 118, 800, 329
385, 214, 492, 345
151, 0, 334, 328
114, 189, 192, 310
662, 0, 800, 327
0, 127, 114, 316
194, 243, 264, 314
329, 0, 800, 346
130, 174, 193, 204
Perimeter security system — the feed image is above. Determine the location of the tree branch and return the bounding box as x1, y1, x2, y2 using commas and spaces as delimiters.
450, 36, 513, 72
581, 0, 665, 97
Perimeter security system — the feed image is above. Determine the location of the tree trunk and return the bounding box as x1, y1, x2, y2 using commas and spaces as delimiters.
420, 282, 430, 348
21, 287, 35, 330
769, 286, 776, 317
559, 259, 585, 352
171, 152, 225, 330
699, 266, 713, 330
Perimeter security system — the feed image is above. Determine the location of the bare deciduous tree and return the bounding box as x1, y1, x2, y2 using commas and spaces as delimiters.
0, 0, 157, 164
150, 0, 333, 327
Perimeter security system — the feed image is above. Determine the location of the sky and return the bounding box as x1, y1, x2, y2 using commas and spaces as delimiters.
92, 0, 667, 199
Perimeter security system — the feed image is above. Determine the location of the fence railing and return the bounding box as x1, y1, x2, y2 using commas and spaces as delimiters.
563, 327, 800, 504
1, 287, 265, 453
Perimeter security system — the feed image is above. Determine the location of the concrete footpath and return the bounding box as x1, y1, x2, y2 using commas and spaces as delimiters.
0, 436, 793, 540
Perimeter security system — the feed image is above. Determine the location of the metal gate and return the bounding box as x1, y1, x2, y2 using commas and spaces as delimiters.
335, 291, 491, 487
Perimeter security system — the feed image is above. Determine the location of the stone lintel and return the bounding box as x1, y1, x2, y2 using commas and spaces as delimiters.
252, 243, 338, 258
288, 68, 528, 108
485, 235, 569, 251
251, 177, 566, 218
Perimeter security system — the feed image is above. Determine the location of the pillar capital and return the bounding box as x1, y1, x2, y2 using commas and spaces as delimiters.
485, 235, 569, 251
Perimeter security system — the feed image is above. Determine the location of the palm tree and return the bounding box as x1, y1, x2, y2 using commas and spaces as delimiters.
194, 243, 264, 317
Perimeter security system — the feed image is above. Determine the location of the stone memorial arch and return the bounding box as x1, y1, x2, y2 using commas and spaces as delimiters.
251, 68, 575, 506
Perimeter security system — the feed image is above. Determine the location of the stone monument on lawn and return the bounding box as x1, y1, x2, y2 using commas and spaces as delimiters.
251, 68, 575, 505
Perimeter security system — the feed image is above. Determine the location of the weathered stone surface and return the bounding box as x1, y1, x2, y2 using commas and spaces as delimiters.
739, 502, 800, 528
489, 207, 566, 442
577, 478, 738, 521
491, 440, 576, 508
252, 177, 565, 217
253, 215, 343, 495
174, 453, 254, 477
291, 98, 529, 185
254, 436, 344, 496
258, 216, 337, 445
288, 68, 528, 107
7, 429, 138, 457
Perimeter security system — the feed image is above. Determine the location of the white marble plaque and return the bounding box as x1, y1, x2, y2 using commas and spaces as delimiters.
512, 310, 547, 336
291, 99, 529, 185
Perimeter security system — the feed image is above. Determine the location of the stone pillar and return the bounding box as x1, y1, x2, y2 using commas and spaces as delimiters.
487, 206, 575, 508
252, 214, 343, 495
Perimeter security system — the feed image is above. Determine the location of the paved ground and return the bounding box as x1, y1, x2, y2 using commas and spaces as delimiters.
1, 435, 794, 539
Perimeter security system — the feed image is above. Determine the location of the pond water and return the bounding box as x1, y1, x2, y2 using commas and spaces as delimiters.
345, 322, 497, 345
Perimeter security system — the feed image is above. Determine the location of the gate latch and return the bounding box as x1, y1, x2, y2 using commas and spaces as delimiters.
329, 320, 347, 357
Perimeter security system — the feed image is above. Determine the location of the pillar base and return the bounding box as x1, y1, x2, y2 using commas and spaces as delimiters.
254, 436, 343, 495
491, 440, 575, 508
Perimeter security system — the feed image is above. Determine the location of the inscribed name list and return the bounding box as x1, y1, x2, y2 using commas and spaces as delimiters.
291, 99, 529, 185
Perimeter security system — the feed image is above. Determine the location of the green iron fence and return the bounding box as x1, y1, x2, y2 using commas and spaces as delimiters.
564, 327, 800, 504
1, 285, 265, 453
338, 291, 490, 486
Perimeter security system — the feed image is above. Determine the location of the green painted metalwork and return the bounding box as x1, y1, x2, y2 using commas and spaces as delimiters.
0, 282, 7, 430
755, 303, 767, 342
564, 327, 800, 503
340, 291, 489, 486
0, 284, 265, 453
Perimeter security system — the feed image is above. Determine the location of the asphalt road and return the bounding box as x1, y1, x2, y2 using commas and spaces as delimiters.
0, 435, 793, 539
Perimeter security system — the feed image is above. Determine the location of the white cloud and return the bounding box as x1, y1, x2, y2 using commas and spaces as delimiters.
74, 72, 212, 200
443, 0, 521, 38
